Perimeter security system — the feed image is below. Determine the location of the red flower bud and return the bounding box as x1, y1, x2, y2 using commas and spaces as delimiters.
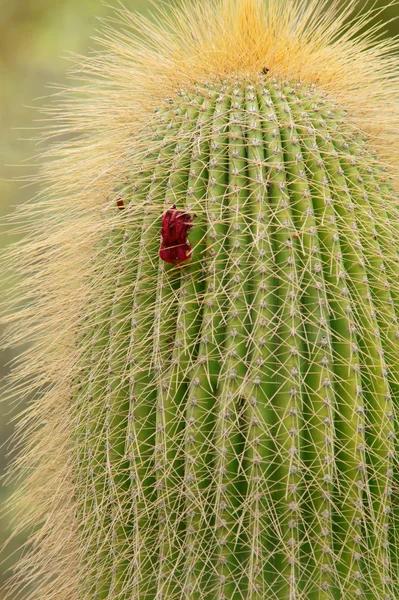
159, 204, 195, 265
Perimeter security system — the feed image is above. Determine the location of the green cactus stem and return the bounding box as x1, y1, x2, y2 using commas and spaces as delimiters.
66, 76, 399, 599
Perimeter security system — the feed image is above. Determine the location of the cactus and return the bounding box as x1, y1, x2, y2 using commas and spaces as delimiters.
2, 0, 399, 599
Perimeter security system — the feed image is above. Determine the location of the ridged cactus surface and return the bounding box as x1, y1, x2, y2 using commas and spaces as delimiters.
2, 1, 399, 600
71, 78, 399, 599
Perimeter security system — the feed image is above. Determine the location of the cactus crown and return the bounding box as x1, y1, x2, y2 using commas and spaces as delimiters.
2, 1, 399, 600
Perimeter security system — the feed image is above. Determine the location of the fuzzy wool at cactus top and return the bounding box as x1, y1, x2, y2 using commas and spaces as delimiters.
1, 1, 399, 600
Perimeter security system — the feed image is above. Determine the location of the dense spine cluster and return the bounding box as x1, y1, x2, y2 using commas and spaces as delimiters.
70, 76, 399, 599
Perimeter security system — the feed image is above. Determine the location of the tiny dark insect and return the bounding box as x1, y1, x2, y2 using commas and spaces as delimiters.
262, 67, 270, 74
159, 204, 196, 266
116, 197, 125, 210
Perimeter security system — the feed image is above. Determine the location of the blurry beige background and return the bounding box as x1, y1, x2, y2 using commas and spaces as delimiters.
0, 0, 397, 595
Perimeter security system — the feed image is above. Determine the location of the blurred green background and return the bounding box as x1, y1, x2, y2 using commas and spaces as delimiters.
0, 0, 397, 595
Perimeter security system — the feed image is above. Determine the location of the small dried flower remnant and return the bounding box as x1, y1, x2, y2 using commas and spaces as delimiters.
159, 203, 195, 265
116, 197, 125, 210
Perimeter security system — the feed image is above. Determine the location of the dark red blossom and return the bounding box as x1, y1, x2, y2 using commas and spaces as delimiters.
159, 204, 195, 265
